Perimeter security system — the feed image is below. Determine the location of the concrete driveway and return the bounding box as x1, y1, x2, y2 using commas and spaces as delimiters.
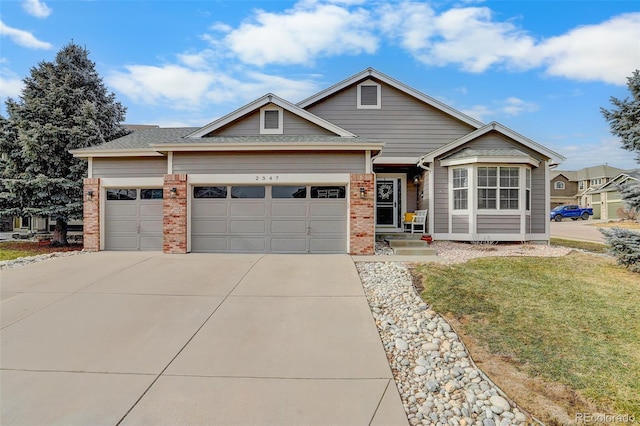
550, 218, 607, 243
1, 252, 406, 425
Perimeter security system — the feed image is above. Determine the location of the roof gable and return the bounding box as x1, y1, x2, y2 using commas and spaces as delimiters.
185, 93, 357, 139
419, 122, 565, 166
297, 67, 484, 129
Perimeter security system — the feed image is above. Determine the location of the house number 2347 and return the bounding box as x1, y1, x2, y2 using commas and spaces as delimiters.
255, 175, 279, 181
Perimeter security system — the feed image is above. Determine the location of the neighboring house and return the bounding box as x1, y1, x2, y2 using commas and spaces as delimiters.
550, 171, 578, 208
551, 165, 626, 216
587, 170, 640, 220
70, 68, 564, 255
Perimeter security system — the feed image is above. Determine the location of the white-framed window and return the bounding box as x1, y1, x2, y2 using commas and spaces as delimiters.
452, 168, 468, 210
357, 80, 381, 109
579, 181, 585, 190
477, 166, 519, 210
260, 105, 283, 134
591, 178, 602, 186
554, 181, 565, 190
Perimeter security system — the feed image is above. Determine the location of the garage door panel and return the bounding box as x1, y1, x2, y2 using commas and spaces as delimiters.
140, 236, 163, 251
139, 204, 162, 217
192, 236, 228, 252
108, 219, 138, 233
104, 235, 138, 251
230, 220, 266, 234
230, 237, 266, 252
310, 219, 346, 234
310, 238, 345, 253
309, 202, 346, 216
271, 219, 306, 234
139, 220, 162, 234
192, 219, 228, 234
271, 238, 307, 253
271, 202, 307, 217
192, 202, 227, 216
230, 203, 265, 217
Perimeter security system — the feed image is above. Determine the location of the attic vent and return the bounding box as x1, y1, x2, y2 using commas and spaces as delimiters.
360, 86, 378, 105
357, 80, 381, 109
264, 110, 279, 129
260, 105, 283, 134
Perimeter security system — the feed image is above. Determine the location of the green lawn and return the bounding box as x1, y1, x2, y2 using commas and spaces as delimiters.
416, 252, 640, 420
550, 237, 608, 254
0, 248, 41, 261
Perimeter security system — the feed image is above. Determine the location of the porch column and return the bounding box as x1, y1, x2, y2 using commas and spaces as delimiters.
349, 173, 375, 255
163, 174, 188, 254
83, 177, 100, 251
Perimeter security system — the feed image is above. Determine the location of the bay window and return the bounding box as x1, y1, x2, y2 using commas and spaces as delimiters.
477, 166, 519, 210
452, 168, 468, 210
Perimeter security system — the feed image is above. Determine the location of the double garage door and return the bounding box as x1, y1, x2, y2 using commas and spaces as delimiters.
191, 184, 347, 253
104, 184, 347, 253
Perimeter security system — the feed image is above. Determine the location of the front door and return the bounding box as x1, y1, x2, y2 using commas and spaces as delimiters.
376, 178, 400, 227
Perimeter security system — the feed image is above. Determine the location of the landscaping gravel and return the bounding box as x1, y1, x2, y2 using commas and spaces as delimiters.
357, 241, 572, 425
0, 250, 86, 270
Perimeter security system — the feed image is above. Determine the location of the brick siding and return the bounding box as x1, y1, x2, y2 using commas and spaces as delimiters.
83, 178, 100, 251
349, 174, 375, 255
163, 174, 188, 253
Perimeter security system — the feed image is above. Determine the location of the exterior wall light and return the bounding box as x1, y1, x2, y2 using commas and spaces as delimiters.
413, 175, 420, 186
359, 187, 366, 199
86, 190, 94, 201
169, 187, 178, 198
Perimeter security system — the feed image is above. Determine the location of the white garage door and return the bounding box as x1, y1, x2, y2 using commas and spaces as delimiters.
191, 185, 347, 253
104, 188, 163, 251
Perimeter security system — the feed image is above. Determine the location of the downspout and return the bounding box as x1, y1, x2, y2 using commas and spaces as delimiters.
417, 155, 432, 235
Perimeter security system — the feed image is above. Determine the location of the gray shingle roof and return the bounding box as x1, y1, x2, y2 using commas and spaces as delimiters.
73, 128, 381, 154
442, 148, 530, 160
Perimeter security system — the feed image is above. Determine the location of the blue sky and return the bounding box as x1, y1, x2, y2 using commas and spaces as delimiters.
1, 0, 639, 170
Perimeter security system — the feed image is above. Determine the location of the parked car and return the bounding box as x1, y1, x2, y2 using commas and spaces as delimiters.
550, 205, 593, 222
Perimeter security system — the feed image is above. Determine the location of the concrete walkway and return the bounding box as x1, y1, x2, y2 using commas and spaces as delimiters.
1, 252, 407, 425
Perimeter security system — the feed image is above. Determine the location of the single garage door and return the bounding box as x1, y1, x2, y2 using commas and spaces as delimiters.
104, 188, 163, 250
191, 185, 347, 253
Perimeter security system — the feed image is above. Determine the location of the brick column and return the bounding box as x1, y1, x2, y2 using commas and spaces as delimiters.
350, 173, 375, 255
83, 178, 100, 251
163, 174, 188, 254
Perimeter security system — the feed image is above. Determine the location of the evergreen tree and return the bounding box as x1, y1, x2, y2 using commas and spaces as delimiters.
600, 70, 640, 272
0, 42, 128, 245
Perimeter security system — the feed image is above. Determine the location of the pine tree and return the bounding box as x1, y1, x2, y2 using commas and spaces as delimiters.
600, 69, 640, 272
0, 42, 129, 245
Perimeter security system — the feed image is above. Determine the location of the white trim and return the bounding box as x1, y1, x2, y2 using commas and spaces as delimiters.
188, 173, 351, 185
149, 142, 383, 152
100, 177, 164, 187
260, 105, 283, 135
373, 156, 418, 165
71, 150, 164, 158
357, 79, 381, 109
428, 168, 434, 235
554, 181, 565, 190
87, 157, 93, 178
186, 93, 357, 138
440, 155, 540, 168
167, 152, 173, 174
545, 161, 551, 241
365, 151, 371, 174
420, 122, 565, 165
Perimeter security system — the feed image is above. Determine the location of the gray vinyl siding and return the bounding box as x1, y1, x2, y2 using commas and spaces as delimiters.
306, 81, 476, 157
433, 165, 449, 233
530, 166, 546, 233
477, 215, 520, 233
452, 215, 469, 233
210, 110, 334, 137
418, 170, 429, 211
173, 152, 365, 174
92, 157, 166, 178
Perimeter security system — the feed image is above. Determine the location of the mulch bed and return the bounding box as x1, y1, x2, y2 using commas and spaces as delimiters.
0, 241, 83, 253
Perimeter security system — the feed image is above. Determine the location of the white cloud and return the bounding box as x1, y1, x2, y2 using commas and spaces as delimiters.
22, 0, 52, 18
0, 66, 23, 99
218, 2, 377, 66
534, 13, 640, 85
377, 2, 638, 85
0, 19, 52, 49
461, 97, 538, 121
